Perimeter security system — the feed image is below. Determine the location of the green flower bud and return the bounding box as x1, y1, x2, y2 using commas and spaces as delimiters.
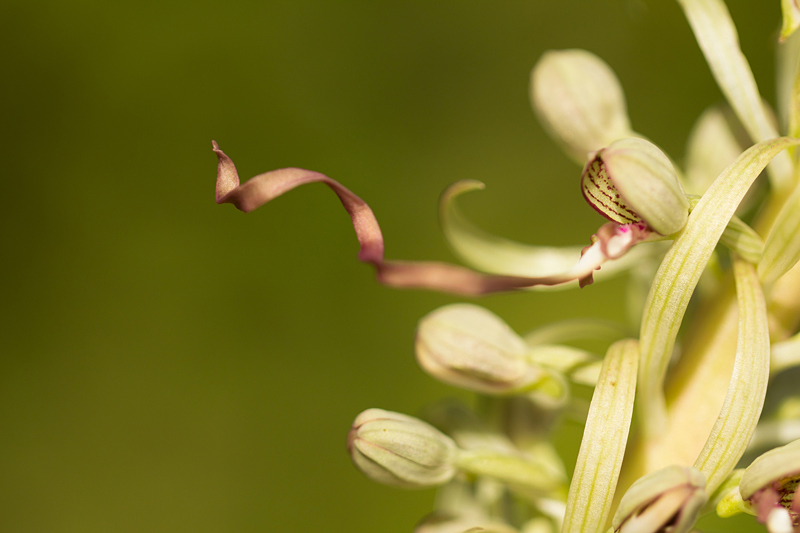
531, 49, 632, 164
347, 408, 459, 489
415, 304, 561, 398
613, 466, 707, 533
739, 439, 800, 530
582, 137, 689, 236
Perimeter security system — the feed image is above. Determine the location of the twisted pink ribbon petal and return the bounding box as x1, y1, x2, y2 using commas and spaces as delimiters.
213, 142, 644, 295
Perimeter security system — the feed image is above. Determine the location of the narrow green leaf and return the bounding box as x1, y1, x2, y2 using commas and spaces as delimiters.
693, 260, 770, 493
561, 339, 638, 533
678, 0, 793, 191
638, 137, 797, 435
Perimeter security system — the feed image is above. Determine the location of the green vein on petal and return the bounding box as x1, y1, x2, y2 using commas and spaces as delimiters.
439, 180, 649, 290
692, 260, 770, 493
677, 0, 794, 192
638, 137, 798, 436
561, 339, 638, 533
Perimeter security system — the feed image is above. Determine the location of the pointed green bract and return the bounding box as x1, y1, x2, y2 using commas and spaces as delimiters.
684, 106, 744, 195
561, 339, 638, 533
692, 260, 770, 493
637, 137, 798, 435
677, 0, 794, 192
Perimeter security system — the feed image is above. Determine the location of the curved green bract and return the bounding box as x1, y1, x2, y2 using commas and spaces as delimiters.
637, 137, 798, 436
678, 0, 793, 192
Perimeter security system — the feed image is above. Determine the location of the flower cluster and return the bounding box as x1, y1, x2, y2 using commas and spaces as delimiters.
213, 1, 800, 532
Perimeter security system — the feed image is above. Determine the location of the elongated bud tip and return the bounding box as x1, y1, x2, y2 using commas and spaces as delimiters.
348, 408, 459, 489
531, 49, 631, 163
582, 137, 688, 236
212, 140, 240, 203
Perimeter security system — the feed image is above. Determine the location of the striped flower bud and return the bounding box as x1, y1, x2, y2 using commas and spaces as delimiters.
582, 137, 689, 236
415, 304, 564, 401
347, 408, 459, 489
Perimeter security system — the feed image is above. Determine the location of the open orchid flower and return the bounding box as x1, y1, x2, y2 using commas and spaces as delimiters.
214, 140, 663, 294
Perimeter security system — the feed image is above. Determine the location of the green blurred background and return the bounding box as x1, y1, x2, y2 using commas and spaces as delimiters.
0, 1, 780, 531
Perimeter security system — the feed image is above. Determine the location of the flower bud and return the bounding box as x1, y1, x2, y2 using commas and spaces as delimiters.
347, 408, 459, 489
740, 439, 800, 531
415, 304, 557, 396
613, 466, 707, 533
531, 49, 632, 163
582, 137, 689, 236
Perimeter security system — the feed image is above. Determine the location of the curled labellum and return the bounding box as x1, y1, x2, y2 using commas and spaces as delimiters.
213, 142, 648, 293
